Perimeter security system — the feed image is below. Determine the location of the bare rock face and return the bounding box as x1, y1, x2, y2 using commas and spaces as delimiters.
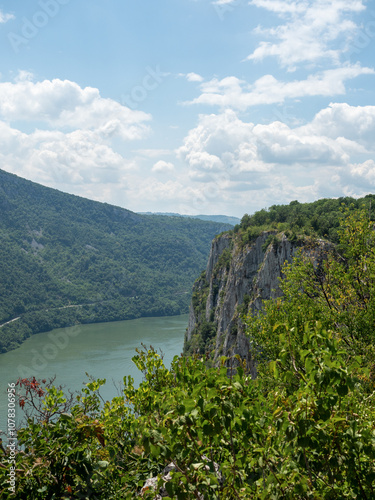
139, 458, 221, 498
251, 234, 297, 313
184, 232, 298, 372
140, 463, 176, 498
205, 234, 232, 278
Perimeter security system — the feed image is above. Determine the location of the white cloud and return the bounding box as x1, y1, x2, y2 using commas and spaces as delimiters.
14, 70, 34, 82
0, 76, 153, 208
178, 72, 204, 83
186, 72, 204, 83
350, 159, 375, 184
0, 122, 130, 188
178, 110, 266, 181
302, 102, 375, 149
177, 103, 375, 214
152, 160, 175, 173
253, 121, 356, 165
248, 0, 366, 70
180, 104, 375, 173
249, 0, 307, 15
0, 78, 151, 141
3, 100, 375, 218
0, 10, 15, 23
2, 74, 375, 217
188, 64, 374, 109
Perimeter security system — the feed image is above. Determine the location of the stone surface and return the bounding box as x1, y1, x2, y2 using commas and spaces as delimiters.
184, 231, 298, 371
140, 458, 221, 498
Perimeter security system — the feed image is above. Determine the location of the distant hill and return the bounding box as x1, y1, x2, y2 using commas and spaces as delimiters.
139, 212, 240, 226
0, 169, 231, 353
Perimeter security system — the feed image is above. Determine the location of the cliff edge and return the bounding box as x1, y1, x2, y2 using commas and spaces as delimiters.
184, 231, 298, 371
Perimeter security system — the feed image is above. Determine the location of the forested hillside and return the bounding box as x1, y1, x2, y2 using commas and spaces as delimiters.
140, 212, 241, 226
0, 169, 230, 353
1, 205, 375, 498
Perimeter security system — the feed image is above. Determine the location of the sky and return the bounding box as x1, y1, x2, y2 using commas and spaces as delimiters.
0, 0, 375, 218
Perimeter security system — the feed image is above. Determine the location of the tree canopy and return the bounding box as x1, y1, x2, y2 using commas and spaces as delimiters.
1, 207, 375, 498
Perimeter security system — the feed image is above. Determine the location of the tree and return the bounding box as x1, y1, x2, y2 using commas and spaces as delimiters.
247, 207, 375, 375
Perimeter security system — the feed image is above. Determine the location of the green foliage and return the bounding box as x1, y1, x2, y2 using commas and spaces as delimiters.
237, 194, 375, 244
237, 294, 251, 317
261, 233, 279, 253
2, 193, 375, 497
184, 319, 217, 357
0, 169, 230, 353
2, 325, 374, 498
247, 208, 375, 372
215, 248, 232, 273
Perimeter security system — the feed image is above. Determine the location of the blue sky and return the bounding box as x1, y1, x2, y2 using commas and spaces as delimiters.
0, 0, 375, 217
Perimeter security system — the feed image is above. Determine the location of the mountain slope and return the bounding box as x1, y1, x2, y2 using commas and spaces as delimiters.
140, 212, 241, 226
0, 169, 230, 353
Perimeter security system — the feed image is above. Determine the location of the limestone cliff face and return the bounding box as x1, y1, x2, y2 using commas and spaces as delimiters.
184, 231, 298, 369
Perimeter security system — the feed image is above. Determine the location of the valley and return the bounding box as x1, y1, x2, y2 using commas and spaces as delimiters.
0, 168, 230, 353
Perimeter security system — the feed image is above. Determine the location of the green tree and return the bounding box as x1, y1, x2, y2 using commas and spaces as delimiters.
247, 208, 375, 375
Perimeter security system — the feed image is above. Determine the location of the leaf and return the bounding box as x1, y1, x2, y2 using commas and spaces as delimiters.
191, 462, 204, 470
203, 422, 215, 436
150, 444, 161, 457
304, 356, 315, 374
337, 383, 349, 397
273, 407, 283, 419
330, 417, 346, 424
269, 360, 279, 378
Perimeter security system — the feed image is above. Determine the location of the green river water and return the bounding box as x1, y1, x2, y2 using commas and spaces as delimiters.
0, 314, 187, 433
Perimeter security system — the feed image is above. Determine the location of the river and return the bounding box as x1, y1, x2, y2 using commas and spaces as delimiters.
0, 314, 187, 434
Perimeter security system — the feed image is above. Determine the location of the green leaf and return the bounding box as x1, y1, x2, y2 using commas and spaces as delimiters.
337, 383, 349, 397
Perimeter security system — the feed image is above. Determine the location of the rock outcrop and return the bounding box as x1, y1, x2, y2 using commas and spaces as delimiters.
140, 458, 222, 498
184, 231, 298, 372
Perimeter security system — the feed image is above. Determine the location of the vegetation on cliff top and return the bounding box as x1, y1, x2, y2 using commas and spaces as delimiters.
1, 207, 374, 498
235, 194, 375, 246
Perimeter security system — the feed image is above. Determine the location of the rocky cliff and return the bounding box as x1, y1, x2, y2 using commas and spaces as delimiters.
184, 231, 299, 372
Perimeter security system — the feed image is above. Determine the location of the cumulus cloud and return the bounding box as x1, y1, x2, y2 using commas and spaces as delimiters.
177, 103, 375, 214
350, 160, 375, 184
186, 72, 204, 83
248, 0, 366, 70
180, 104, 375, 172
0, 122, 130, 188
188, 64, 374, 109
2, 72, 375, 217
0, 75, 154, 207
178, 110, 268, 190
302, 102, 375, 149
0, 78, 151, 141
152, 160, 175, 173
